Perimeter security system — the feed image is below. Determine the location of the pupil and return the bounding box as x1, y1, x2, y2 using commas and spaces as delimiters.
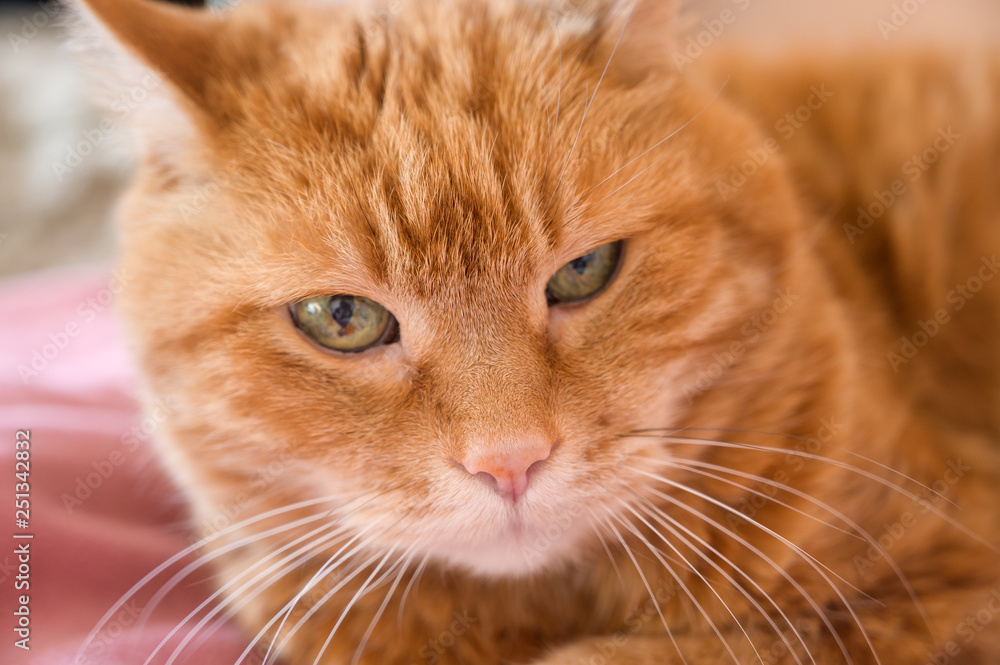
570, 255, 592, 275
330, 298, 355, 328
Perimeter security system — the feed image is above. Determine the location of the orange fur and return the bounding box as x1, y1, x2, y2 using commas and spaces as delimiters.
76, 0, 1000, 662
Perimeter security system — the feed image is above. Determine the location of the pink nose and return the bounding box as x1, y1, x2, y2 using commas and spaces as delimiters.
459, 439, 554, 502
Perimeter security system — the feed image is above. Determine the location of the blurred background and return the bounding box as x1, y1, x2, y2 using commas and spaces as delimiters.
0, 0, 997, 279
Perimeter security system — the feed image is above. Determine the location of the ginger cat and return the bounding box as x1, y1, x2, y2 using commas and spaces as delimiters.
74, 0, 1000, 663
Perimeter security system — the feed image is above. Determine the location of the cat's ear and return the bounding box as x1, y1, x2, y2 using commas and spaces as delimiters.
73, 0, 225, 113
553, 0, 678, 82
606, 0, 678, 79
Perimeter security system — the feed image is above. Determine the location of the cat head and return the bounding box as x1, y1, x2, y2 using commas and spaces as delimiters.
79, 0, 815, 576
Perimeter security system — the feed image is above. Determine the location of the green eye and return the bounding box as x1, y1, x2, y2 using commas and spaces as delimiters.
546, 241, 623, 305
291, 295, 398, 352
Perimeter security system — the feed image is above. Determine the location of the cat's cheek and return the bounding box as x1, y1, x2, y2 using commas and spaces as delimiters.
544, 306, 572, 340
380, 340, 413, 377
544, 303, 609, 356
625, 357, 698, 441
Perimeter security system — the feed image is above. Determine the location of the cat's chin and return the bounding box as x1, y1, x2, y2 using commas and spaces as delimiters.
440, 538, 574, 578
430, 512, 591, 578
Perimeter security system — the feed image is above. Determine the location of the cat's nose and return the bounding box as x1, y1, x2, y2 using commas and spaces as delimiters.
458, 439, 554, 503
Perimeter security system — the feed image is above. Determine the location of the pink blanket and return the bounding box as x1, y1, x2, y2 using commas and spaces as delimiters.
0, 269, 260, 665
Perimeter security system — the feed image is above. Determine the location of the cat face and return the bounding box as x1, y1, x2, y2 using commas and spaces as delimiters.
102, 0, 801, 575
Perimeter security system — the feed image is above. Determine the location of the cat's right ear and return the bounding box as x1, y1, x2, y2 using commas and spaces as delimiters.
71, 0, 228, 117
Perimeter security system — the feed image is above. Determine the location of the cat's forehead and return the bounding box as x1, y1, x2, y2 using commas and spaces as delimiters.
196, 0, 675, 307
268, 116, 566, 300
226, 40, 623, 294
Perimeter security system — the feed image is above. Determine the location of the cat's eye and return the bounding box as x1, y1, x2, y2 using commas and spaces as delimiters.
546, 241, 623, 305
291, 295, 399, 353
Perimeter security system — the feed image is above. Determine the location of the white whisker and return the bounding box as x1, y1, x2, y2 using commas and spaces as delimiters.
155, 522, 351, 665
555, 0, 638, 191
632, 494, 813, 665
396, 552, 430, 629
311, 548, 400, 665
610, 506, 744, 665
350, 547, 417, 665
72, 493, 357, 663
598, 510, 690, 665
635, 432, 999, 555
632, 466, 872, 665
252, 526, 394, 665
667, 456, 934, 637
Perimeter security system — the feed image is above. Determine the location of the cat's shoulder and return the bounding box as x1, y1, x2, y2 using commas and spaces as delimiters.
697, 47, 1000, 434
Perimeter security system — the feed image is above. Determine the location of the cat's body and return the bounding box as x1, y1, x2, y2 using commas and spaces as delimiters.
75, 0, 1000, 662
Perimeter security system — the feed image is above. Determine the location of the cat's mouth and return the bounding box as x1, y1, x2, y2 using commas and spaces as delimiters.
427, 499, 594, 577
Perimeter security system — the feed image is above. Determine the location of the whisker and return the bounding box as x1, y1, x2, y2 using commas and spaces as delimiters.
259, 509, 416, 665
588, 513, 625, 585
631, 472, 856, 664
631, 494, 813, 665
350, 547, 417, 665
542, 16, 563, 176
253, 526, 396, 665
611, 504, 745, 665
148, 486, 410, 664
72, 493, 356, 663
154, 522, 352, 665
633, 467, 870, 595
664, 458, 862, 540
572, 78, 729, 210
632, 466, 877, 665
554, 0, 638, 191
136, 506, 356, 636
311, 547, 400, 665
169, 523, 367, 660
632, 432, 998, 554
666, 456, 934, 637
631, 428, 952, 504
396, 552, 430, 630
598, 511, 690, 665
